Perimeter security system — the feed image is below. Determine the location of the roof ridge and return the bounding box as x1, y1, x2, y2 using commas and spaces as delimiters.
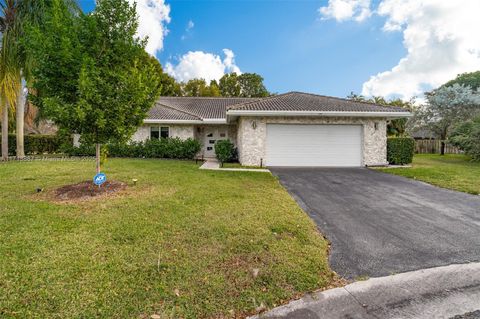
227, 92, 295, 110
291, 91, 405, 110
160, 96, 260, 100
155, 102, 202, 120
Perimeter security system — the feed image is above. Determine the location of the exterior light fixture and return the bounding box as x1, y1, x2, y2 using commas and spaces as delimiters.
374, 122, 379, 130
251, 120, 257, 129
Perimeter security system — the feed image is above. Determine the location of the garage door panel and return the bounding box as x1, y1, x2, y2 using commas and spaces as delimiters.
266, 124, 362, 167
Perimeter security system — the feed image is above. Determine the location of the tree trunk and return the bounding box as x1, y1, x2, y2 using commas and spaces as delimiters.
440, 141, 445, 155
16, 82, 26, 159
1, 101, 9, 161
95, 143, 101, 174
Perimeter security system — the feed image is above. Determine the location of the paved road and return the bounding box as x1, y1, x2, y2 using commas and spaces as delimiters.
251, 262, 480, 319
270, 168, 480, 279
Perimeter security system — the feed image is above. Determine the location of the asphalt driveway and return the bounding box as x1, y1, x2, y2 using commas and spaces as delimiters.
270, 168, 480, 279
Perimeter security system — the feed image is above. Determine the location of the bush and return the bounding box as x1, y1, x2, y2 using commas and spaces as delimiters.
62, 138, 201, 160
1, 134, 69, 155
214, 140, 235, 165
450, 117, 480, 161
387, 137, 415, 165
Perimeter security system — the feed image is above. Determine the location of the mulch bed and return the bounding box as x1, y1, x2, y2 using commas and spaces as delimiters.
55, 180, 127, 201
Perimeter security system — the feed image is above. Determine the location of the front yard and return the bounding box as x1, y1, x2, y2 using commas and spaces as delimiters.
378, 154, 480, 195
0, 159, 334, 318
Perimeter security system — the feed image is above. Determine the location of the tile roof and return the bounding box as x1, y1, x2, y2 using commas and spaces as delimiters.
148, 103, 201, 121
146, 92, 409, 121
156, 96, 259, 119
227, 92, 408, 113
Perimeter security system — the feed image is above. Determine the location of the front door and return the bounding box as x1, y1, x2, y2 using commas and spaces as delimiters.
204, 128, 228, 158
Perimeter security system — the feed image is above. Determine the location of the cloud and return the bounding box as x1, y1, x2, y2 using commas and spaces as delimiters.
362, 0, 480, 99
127, 0, 171, 56
318, 0, 371, 22
165, 49, 242, 83
181, 20, 194, 40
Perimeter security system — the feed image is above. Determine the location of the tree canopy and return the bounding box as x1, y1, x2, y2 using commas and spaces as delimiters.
443, 71, 480, 91
27, 0, 162, 171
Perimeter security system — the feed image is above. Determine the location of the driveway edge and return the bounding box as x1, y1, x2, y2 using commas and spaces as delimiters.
249, 262, 480, 319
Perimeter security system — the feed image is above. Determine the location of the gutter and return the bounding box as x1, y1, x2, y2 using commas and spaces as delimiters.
143, 119, 228, 125
226, 110, 412, 119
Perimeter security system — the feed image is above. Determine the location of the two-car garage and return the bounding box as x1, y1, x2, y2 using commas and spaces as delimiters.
265, 124, 363, 167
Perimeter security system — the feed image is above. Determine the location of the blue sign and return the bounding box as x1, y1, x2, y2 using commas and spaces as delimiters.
93, 173, 107, 186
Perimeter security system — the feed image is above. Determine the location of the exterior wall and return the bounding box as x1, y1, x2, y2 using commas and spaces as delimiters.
196, 124, 237, 157
131, 124, 194, 142
236, 116, 388, 167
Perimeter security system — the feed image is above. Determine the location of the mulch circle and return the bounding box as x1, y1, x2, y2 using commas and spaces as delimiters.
55, 180, 127, 201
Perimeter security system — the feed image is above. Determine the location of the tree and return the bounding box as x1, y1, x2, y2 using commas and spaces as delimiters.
414, 84, 480, 155
238, 73, 269, 97
444, 71, 480, 91
183, 79, 209, 97
0, 0, 21, 160
0, 0, 79, 160
208, 80, 221, 97
219, 73, 240, 97
347, 92, 414, 137
450, 116, 480, 161
28, 0, 162, 174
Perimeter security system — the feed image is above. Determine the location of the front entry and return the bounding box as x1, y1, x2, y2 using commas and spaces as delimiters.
204, 127, 228, 158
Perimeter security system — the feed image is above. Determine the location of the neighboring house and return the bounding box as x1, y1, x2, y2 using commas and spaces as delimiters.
132, 92, 411, 167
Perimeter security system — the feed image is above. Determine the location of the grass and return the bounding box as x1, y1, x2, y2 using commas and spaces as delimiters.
378, 154, 480, 195
0, 159, 334, 318
222, 162, 264, 169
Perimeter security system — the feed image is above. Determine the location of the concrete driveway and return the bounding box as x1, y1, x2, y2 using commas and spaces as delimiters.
270, 168, 480, 279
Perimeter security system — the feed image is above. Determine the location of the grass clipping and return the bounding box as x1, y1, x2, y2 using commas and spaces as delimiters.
55, 180, 127, 201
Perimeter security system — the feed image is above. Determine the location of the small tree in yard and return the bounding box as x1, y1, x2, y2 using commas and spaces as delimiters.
411, 84, 480, 155
27, 0, 161, 174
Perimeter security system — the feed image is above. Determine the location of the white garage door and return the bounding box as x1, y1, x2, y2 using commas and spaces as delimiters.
266, 124, 362, 167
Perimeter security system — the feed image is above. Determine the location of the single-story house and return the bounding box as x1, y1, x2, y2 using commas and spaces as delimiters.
131, 92, 411, 167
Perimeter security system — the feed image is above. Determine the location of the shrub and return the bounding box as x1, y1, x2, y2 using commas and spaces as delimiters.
387, 137, 415, 165
450, 117, 480, 161
1, 134, 69, 155
62, 138, 201, 160
215, 140, 235, 165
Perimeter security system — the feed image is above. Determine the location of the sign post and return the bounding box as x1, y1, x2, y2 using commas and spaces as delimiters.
93, 172, 107, 187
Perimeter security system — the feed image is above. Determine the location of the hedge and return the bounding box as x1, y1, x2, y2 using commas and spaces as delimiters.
62, 138, 201, 160
1, 134, 68, 155
387, 137, 415, 165
214, 140, 235, 165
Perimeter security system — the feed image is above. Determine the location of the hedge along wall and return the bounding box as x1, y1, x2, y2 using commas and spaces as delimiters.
62, 138, 202, 160
387, 137, 415, 165
1, 134, 68, 155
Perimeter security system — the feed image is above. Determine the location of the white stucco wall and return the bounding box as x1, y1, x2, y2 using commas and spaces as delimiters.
236, 116, 388, 167
131, 125, 195, 142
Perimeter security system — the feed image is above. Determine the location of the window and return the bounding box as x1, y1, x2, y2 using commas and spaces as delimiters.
209, 140, 216, 144
160, 127, 169, 138
150, 127, 159, 139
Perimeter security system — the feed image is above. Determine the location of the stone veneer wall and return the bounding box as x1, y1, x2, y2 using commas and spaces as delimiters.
236, 116, 387, 167
131, 125, 195, 142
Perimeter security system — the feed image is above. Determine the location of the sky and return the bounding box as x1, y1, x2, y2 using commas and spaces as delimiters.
78, 0, 480, 101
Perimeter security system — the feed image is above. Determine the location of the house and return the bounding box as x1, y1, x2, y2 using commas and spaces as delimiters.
132, 92, 411, 167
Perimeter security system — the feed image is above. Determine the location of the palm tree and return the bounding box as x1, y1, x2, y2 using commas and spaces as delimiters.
0, 0, 20, 161
0, 0, 80, 160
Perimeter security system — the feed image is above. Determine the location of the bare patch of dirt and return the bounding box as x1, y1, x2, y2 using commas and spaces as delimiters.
55, 180, 127, 201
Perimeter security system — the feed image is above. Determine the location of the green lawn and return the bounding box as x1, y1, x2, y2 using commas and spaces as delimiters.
378, 154, 480, 195
0, 159, 334, 318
